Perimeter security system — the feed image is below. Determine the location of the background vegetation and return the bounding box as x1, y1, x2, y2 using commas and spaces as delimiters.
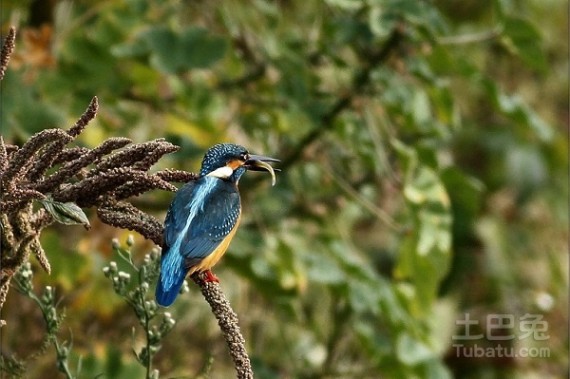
1, 0, 568, 378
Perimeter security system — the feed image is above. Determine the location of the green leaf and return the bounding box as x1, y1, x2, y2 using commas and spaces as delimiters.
368, 5, 398, 39
40, 198, 90, 228
142, 26, 179, 74
393, 141, 452, 310
505, 143, 548, 194
412, 89, 432, 126
501, 16, 547, 70
305, 253, 345, 285
441, 167, 484, 240
419, 359, 453, 379
347, 279, 382, 315
387, 0, 447, 37
396, 332, 435, 365
482, 78, 554, 142
178, 27, 228, 69
110, 38, 150, 58
141, 26, 227, 74
354, 322, 391, 361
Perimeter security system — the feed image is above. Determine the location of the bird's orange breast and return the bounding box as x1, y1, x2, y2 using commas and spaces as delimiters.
188, 214, 241, 275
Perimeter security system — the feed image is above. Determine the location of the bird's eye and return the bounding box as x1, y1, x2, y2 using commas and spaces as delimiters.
240, 152, 249, 161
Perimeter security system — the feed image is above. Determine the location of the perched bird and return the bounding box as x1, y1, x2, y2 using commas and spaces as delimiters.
156, 143, 278, 307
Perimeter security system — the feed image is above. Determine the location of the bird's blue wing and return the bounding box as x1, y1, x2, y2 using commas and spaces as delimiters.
170, 177, 240, 263
157, 177, 240, 306
163, 180, 196, 248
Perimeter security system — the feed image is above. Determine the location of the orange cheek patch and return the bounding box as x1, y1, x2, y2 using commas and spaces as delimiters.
227, 159, 244, 170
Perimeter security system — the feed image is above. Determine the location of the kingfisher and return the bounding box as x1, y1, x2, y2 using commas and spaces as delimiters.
156, 143, 279, 307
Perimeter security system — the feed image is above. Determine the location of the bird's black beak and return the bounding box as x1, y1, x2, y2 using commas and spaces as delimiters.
244, 154, 280, 186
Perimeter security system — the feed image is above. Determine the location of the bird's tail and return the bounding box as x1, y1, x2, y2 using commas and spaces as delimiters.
155, 272, 185, 307
155, 249, 186, 307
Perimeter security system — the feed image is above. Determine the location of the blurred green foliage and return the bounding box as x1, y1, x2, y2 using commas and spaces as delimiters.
1, 0, 567, 378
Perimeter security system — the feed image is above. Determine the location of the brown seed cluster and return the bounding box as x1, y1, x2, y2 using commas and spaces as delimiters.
0, 28, 253, 379
0, 27, 198, 314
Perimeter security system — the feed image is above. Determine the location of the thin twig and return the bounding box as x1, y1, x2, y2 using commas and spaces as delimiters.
437, 26, 503, 45
321, 163, 401, 231
280, 25, 404, 169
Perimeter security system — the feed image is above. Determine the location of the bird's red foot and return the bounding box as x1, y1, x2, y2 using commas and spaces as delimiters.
191, 270, 220, 285
202, 270, 220, 283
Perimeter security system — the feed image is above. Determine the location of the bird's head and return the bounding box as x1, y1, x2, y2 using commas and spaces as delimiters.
200, 143, 279, 184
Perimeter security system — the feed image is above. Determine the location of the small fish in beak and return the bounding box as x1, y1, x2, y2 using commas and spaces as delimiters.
244, 154, 280, 186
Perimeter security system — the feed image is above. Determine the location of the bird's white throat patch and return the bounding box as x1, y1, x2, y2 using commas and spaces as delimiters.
206, 165, 234, 179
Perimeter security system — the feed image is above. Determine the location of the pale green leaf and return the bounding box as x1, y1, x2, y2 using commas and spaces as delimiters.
396, 332, 435, 365
40, 198, 90, 228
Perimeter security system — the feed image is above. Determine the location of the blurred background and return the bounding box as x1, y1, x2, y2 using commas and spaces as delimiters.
1, 0, 568, 378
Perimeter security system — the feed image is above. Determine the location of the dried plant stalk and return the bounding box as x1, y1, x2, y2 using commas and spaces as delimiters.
0, 27, 15, 80
193, 274, 254, 379
0, 97, 185, 311
1, 27, 254, 379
